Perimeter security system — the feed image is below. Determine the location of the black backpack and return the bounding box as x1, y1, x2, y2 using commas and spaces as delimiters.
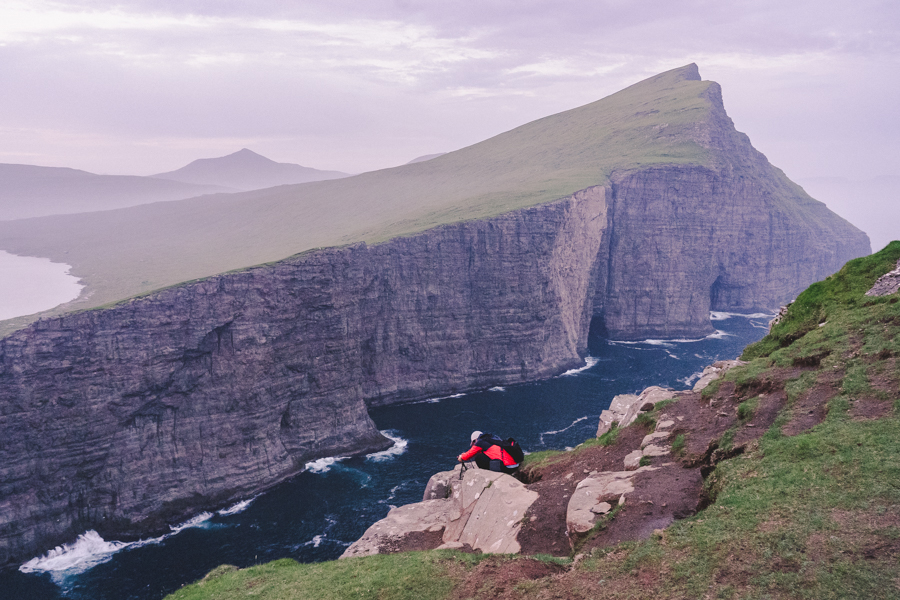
476, 433, 525, 464
499, 437, 525, 464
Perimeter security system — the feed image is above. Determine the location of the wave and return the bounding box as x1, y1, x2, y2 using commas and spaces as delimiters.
411, 392, 465, 404
610, 329, 731, 346
366, 430, 409, 462
539, 415, 595, 445
217, 497, 257, 517
488, 386, 505, 392
679, 371, 704, 387
304, 456, 348, 474
20, 510, 218, 580
710, 311, 775, 320
559, 356, 600, 376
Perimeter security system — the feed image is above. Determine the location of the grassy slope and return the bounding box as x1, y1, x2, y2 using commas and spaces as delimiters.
0, 66, 712, 332
167, 242, 900, 600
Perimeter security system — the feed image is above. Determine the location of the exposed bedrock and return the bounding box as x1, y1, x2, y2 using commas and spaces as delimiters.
0, 188, 608, 567
0, 130, 871, 564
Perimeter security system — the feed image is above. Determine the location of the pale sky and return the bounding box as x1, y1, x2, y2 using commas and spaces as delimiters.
1, 1, 898, 240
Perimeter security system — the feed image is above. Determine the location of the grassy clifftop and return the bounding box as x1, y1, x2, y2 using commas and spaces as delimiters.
167, 243, 900, 600
0, 65, 719, 328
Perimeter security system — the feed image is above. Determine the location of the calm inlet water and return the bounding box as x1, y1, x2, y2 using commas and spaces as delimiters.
0, 251, 83, 320
1, 312, 771, 600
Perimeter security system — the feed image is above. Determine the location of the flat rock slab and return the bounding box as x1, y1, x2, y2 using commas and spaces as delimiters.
566, 467, 655, 536
342, 465, 538, 558
693, 360, 747, 392
642, 444, 669, 457
623, 449, 643, 471
641, 431, 670, 448
597, 386, 677, 436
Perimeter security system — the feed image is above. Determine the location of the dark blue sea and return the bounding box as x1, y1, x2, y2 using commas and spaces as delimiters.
1, 312, 771, 600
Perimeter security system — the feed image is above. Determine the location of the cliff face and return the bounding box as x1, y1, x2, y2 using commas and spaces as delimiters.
0, 189, 608, 567
595, 82, 870, 339
0, 68, 872, 567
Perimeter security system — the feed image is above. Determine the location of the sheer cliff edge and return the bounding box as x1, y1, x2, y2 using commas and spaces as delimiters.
0, 65, 869, 566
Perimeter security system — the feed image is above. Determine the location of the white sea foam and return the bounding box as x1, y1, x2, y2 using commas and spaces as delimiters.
559, 356, 600, 376
20, 531, 129, 580
412, 392, 465, 404
170, 512, 214, 534
539, 415, 594, 445
379, 482, 406, 504
366, 430, 409, 462
710, 311, 775, 320
679, 371, 704, 387
20, 510, 217, 580
611, 329, 731, 346
218, 497, 257, 517
305, 456, 347, 474
488, 386, 505, 392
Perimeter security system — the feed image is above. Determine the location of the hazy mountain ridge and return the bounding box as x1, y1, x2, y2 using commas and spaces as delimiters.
152, 148, 349, 191
0, 164, 232, 221
0, 64, 753, 321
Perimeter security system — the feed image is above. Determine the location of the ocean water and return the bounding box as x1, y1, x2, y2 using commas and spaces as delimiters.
0, 312, 772, 600
0, 251, 83, 320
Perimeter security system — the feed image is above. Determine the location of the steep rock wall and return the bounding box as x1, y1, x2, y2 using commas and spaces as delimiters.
0, 188, 608, 567
593, 82, 870, 339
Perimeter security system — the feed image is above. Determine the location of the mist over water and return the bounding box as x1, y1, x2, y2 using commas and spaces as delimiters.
1, 313, 771, 600
0, 251, 82, 320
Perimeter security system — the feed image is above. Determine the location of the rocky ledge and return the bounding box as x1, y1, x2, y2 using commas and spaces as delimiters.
339, 357, 788, 557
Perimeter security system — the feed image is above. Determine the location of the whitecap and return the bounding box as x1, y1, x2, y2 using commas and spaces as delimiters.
679, 371, 704, 387
169, 512, 214, 534
20, 531, 129, 581
305, 456, 347, 474
411, 392, 465, 404
539, 415, 595, 445
710, 311, 775, 320
217, 497, 257, 517
19, 510, 217, 582
488, 386, 505, 392
366, 430, 409, 462
559, 357, 600, 376
705, 330, 731, 340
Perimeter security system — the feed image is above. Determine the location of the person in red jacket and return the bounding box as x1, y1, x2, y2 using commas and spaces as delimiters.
457, 431, 520, 474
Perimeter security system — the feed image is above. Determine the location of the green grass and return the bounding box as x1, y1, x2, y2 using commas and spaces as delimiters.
744, 241, 900, 360
166, 552, 460, 600
164, 242, 900, 600
0, 65, 718, 333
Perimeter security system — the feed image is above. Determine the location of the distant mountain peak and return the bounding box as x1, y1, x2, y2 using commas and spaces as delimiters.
152, 149, 348, 191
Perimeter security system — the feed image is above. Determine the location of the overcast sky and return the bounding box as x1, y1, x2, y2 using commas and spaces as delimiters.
1, 2, 897, 218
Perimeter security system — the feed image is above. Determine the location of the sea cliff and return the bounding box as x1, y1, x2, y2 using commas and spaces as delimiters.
0, 67, 871, 567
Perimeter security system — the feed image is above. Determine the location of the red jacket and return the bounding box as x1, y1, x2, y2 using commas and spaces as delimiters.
458, 441, 518, 466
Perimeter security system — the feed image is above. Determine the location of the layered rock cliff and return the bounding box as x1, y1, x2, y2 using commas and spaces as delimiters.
0, 189, 608, 567
0, 65, 871, 567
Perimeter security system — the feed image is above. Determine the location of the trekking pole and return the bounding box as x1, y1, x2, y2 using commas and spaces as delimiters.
459, 461, 469, 480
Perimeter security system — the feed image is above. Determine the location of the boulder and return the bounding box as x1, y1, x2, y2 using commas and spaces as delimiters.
597, 386, 677, 436
623, 450, 643, 471
342, 465, 538, 558
692, 360, 747, 392
566, 467, 655, 536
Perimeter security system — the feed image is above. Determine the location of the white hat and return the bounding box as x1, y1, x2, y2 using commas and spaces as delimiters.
470, 431, 482, 443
